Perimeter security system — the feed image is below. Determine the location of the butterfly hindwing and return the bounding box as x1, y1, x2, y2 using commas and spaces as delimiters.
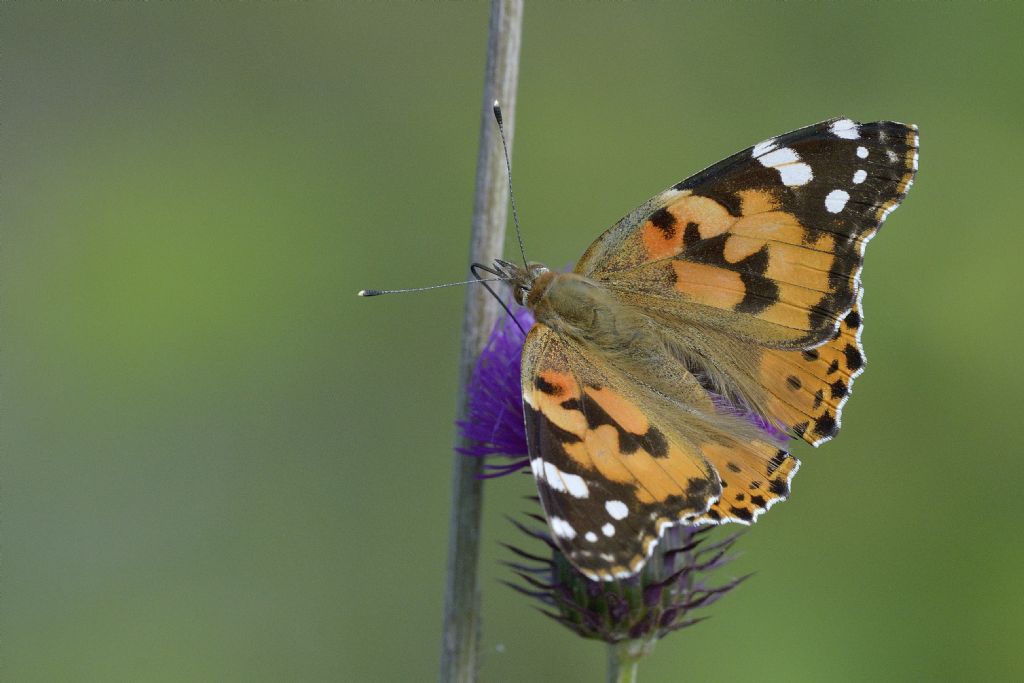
758, 293, 867, 446
692, 442, 800, 526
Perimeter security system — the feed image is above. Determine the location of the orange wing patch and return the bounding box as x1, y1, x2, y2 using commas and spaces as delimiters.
759, 296, 866, 446
673, 261, 746, 310
624, 189, 858, 345
649, 191, 849, 341
526, 369, 714, 506
585, 385, 650, 434
640, 192, 734, 260
693, 441, 800, 525
529, 369, 588, 437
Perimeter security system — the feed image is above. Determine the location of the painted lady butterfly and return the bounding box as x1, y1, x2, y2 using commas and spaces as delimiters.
494, 118, 918, 581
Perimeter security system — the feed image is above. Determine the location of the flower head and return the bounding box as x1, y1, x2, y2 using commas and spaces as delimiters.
456, 306, 535, 477
504, 516, 748, 645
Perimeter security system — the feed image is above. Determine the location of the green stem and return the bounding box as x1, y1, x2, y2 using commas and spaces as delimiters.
439, 1, 523, 682
607, 640, 649, 683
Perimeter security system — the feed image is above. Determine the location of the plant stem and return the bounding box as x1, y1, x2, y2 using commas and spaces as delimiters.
439, 1, 523, 682
607, 641, 645, 683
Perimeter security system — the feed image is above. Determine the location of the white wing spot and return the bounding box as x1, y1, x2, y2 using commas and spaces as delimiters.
585, 531, 598, 543
856, 146, 869, 159
602, 523, 615, 537
550, 516, 577, 540
852, 169, 867, 184
759, 146, 799, 167
777, 162, 813, 187
825, 189, 850, 213
536, 460, 590, 499
886, 149, 898, 163
530, 459, 543, 478
605, 500, 629, 520
752, 138, 778, 157
757, 146, 813, 187
830, 118, 860, 139
562, 474, 589, 499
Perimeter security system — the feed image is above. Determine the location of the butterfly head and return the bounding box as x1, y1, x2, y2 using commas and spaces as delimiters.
491, 258, 551, 307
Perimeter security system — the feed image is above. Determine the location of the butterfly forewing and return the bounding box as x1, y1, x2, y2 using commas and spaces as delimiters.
576, 118, 918, 350
521, 324, 721, 580
521, 322, 804, 577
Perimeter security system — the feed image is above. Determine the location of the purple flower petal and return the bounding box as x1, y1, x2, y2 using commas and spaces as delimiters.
456, 306, 534, 470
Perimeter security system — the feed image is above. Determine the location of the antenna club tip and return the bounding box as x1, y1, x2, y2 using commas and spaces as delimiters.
358, 289, 379, 297
492, 101, 503, 124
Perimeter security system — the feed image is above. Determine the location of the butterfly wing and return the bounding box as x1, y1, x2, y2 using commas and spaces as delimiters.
574, 118, 917, 444
758, 294, 866, 445
575, 118, 918, 350
521, 323, 794, 579
691, 438, 800, 526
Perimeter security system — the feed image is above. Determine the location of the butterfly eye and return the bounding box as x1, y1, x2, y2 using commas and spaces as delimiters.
514, 284, 529, 305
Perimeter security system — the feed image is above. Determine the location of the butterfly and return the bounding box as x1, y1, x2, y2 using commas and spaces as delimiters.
493, 118, 918, 581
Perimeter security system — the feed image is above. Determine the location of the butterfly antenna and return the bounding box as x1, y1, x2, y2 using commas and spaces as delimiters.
493, 101, 528, 270
357, 277, 508, 297
471, 262, 527, 336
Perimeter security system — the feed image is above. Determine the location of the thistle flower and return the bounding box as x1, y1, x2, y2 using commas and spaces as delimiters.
504, 514, 748, 666
456, 306, 535, 477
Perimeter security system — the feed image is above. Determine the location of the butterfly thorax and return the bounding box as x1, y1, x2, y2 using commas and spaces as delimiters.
493, 259, 664, 365
493, 259, 658, 366
528, 271, 649, 348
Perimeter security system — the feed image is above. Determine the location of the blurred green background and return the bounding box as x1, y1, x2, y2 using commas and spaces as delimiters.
4, 2, 1023, 681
